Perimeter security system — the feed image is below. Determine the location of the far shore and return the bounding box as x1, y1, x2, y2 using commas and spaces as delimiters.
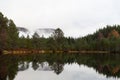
2, 49, 110, 55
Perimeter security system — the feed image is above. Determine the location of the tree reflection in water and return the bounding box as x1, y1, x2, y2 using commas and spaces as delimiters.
0, 53, 120, 80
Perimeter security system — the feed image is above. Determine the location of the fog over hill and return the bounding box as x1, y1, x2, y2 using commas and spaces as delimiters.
17, 27, 55, 38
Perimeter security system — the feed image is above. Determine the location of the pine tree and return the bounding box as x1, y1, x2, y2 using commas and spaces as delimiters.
0, 12, 8, 49
7, 20, 19, 49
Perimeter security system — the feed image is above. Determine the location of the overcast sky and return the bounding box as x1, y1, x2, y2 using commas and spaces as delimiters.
0, 0, 120, 37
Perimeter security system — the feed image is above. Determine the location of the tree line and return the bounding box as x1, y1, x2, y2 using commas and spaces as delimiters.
1, 12, 120, 53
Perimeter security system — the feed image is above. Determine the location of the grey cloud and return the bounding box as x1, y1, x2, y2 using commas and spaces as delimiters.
0, 0, 120, 37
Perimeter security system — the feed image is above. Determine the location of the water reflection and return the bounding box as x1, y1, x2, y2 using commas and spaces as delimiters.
15, 63, 119, 80
0, 53, 120, 80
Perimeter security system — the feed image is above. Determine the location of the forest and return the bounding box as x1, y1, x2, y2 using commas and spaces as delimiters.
1, 12, 120, 53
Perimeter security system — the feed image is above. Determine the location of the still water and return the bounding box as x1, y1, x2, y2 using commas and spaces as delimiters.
0, 53, 120, 80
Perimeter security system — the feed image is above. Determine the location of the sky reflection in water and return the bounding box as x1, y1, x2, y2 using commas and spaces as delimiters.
14, 63, 120, 80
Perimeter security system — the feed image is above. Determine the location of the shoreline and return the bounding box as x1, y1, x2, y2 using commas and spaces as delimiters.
2, 49, 110, 54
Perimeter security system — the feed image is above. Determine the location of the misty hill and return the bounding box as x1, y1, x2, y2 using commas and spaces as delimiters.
17, 27, 55, 38
17, 27, 30, 37
35, 28, 55, 38
17, 27, 29, 33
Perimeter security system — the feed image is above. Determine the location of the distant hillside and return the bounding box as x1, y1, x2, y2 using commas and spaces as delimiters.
96, 25, 120, 38
83, 25, 120, 40
76, 25, 120, 52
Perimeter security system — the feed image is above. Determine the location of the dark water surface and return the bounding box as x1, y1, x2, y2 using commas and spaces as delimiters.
0, 53, 120, 80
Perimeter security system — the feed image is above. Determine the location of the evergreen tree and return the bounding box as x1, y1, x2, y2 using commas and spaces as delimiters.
52, 28, 64, 50
0, 12, 8, 49
32, 32, 40, 49
52, 28, 64, 40
7, 20, 19, 49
